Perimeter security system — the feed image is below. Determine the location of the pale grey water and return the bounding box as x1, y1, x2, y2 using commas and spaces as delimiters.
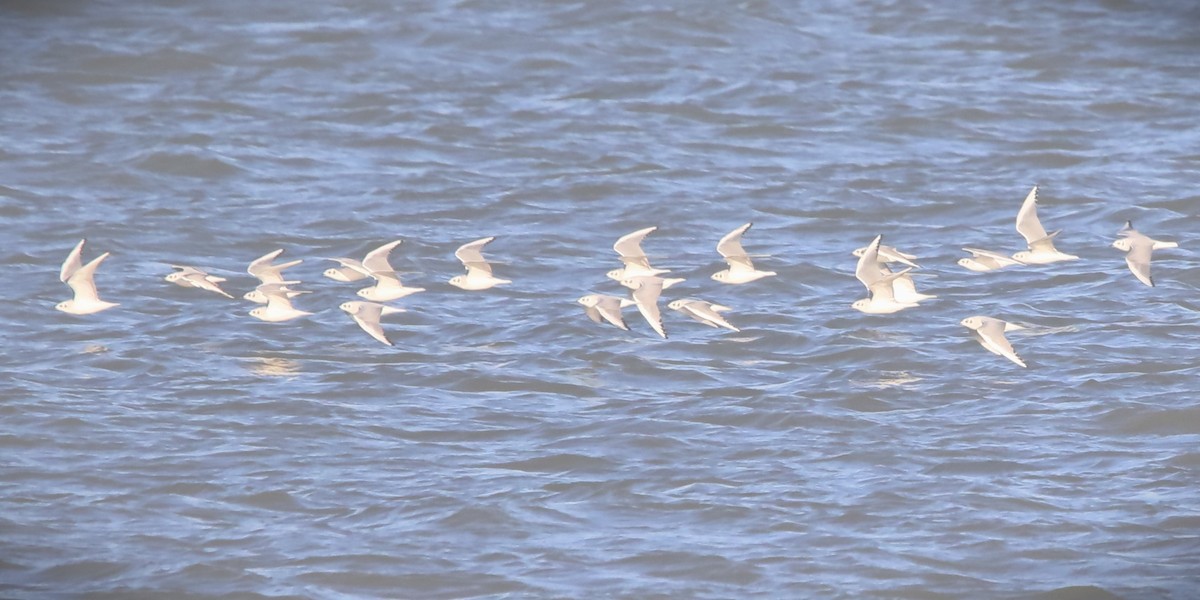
2, 0, 1199, 598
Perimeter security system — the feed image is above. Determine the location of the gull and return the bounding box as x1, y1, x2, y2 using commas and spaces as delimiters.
958, 247, 1025, 272
1012, 186, 1078, 264
578, 294, 636, 331
323, 258, 370, 282
56, 239, 119, 315
960, 316, 1027, 368
248, 249, 303, 284
851, 244, 920, 269
248, 283, 313, 322
243, 280, 306, 304
668, 298, 740, 332
1112, 221, 1178, 287
620, 276, 669, 338
340, 300, 405, 346
449, 236, 511, 290
712, 223, 777, 284
851, 235, 918, 314
165, 266, 233, 298
355, 240, 426, 301
883, 265, 937, 303
607, 226, 670, 281
619, 274, 685, 290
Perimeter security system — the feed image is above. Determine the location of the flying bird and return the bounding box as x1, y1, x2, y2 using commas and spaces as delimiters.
449, 237, 511, 290
712, 223, 777, 284
1112, 221, 1178, 287
1011, 186, 1078, 264
56, 239, 119, 315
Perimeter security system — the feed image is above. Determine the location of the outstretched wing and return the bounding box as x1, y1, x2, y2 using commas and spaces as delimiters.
454, 237, 496, 276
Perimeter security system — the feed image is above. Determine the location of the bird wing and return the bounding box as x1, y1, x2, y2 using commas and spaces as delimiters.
867, 267, 911, 303
630, 280, 666, 338
963, 247, 1019, 265
977, 319, 1026, 367
854, 234, 884, 291
716, 223, 752, 261
60, 239, 86, 282
1015, 185, 1048, 245
362, 240, 403, 275
1124, 239, 1155, 287
583, 305, 604, 325
352, 312, 392, 346
685, 302, 739, 331
1027, 230, 1062, 253
247, 249, 285, 279
878, 246, 920, 268
455, 237, 495, 276
595, 297, 630, 330
614, 227, 656, 257
66, 252, 109, 303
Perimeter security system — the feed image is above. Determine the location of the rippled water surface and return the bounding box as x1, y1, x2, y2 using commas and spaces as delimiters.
3, 0, 1200, 598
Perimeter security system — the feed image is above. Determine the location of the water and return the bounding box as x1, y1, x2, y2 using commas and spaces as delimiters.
2, 0, 1199, 598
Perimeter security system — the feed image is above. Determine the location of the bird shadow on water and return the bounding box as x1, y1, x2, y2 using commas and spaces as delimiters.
241, 354, 303, 378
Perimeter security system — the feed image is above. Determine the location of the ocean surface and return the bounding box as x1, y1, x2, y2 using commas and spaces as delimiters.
2, 0, 1199, 598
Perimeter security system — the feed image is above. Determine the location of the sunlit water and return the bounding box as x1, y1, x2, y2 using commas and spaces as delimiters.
2, 1, 1199, 598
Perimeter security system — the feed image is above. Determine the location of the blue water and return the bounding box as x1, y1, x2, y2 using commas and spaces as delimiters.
2, 0, 1199, 598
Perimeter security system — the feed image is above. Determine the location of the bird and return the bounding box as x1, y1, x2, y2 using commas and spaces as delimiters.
958, 247, 1025, 272
355, 240, 425, 302
884, 265, 937, 304
960, 316, 1027, 368
577, 294, 636, 331
323, 258, 370, 282
448, 237, 511, 290
248, 283, 313, 322
56, 239, 119, 315
1011, 186, 1078, 264
1112, 221, 1178, 287
668, 298, 740, 332
712, 223, 777, 284
247, 249, 303, 284
851, 235, 918, 314
620, 276, 669, 338
243, 280, 306, 304
340, 300, 405, 346
851, 244, 920, 269
619, 275, 685, 291
165, 266, 233, 298
607, 226, 671, 281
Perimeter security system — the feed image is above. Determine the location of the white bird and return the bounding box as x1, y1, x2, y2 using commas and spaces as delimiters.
243, 280, 306, 304
851, 235, 918, 315
1112, 221, 1178, 287
884, 265, 937, 303
711, 223, 777, 284
248, 283, 313, 322
1011, 186, 1078, 264
356, 240, 426, 301
619, 275, 685, 291
607, 226, 670, 281
449, 237, 511, 290
247, 249, 303, 284
851, 244, 920, 269
960, 316, 1027, 368
56, 239, 119, 315
668, 298, 740, 332
165, 266, 233, 298
577, 294, 636, 331
620, 276, 669, 338
340, 300, 405, 346
323, 258, 370, 282
958, 247, 1025, 272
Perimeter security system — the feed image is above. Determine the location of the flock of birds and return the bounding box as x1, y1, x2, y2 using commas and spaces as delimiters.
53, 187, 1179, 368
